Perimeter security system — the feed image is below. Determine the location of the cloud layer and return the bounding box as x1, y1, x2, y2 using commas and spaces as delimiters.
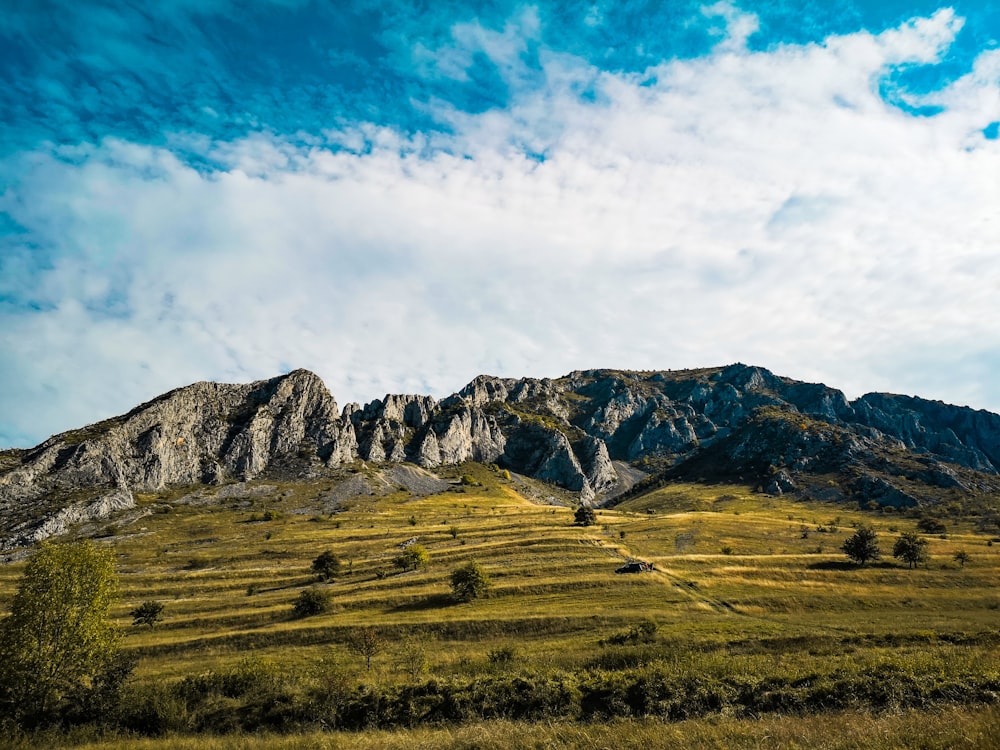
1, 2, 999, 447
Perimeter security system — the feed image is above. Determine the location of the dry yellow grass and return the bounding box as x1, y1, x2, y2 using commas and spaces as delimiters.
1, 466, 998, 741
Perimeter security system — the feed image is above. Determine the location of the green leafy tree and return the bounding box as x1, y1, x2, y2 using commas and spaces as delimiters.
954, 550, 971, 568
130, 600, 164, 628
842, 525, 881, 566
311, 550, 341, 581
574, 505, 597, 526
892, 532, 928, 569
450, 561, 491, 602
394, 544, 430, 572
293, 588, 331, 618
0, 540, 120, 719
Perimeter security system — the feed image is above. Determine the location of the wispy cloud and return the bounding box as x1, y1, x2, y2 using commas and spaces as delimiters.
1, 3, 999, 447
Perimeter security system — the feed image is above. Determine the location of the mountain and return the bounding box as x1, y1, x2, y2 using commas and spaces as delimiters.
2, 364, 999, 550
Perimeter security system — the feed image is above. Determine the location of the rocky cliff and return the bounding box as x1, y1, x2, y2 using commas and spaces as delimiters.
2, 363, 999, 549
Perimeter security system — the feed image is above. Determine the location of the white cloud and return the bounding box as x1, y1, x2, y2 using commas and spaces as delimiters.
2, 9, 1000, 446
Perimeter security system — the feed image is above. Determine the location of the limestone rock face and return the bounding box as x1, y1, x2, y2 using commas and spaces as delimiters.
0, 369, 356, 549
5, 362, 1000, 548
853, 393, 1000, 472
426, 406, 506, 466
458, 375, 513, 408
502, 422, 589, 495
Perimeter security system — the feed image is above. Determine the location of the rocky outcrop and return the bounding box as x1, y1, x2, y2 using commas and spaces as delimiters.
4, 362, 1000, 548
0, 369, 355, 549
853, 393, 1000, 472
424, 405, 506, 466
501, 422, 591, 497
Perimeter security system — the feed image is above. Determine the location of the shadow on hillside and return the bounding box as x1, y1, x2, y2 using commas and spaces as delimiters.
389, 593, 455, 612
808, 560, 898, 571
808, 560, 862, 571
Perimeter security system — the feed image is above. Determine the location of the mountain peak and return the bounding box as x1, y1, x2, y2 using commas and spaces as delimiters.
3, 364, 999, 550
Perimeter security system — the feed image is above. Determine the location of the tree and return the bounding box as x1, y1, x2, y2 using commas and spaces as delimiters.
349, 627, 384, 670
0, 540, 119, 719
574, 505, 597, 526
842, 525, 881, 566
130, 600, 164, 628
293, 588, 331, 618
916, 517, 946, 534
394, 544, 430, 572
311, 550, 341, 581
450, 561, 491, 602
892, 532, 928, 569
954, 550, 971, 568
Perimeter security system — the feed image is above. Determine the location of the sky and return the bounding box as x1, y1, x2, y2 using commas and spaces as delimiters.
1, 0, 999, 449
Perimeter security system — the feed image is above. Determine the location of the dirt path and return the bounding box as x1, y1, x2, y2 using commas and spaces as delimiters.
581, 536, 738, 614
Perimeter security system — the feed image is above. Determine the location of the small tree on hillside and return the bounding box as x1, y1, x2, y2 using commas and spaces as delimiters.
311, 550, 341, 581
574, 505, 597, 527
892, 532, 928, 569
394, 544, 430, 572
349, 627, 384, 671
842, 525, 881, 566
953, 550, 971, 568
293, 588, 331, 618
130, 600, 164, 629
450, 561, 491, 602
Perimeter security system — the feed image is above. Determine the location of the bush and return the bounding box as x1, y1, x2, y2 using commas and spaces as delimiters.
574, 506, 597, 526
130, 600, 165, 628
293, 588, 331, 618
487, 646, 517, 665
601, 620, 658, 647
450, 561, 491, 602
394, 544, 430, 572
917, 517, 947, 534
311, 550, 341, 581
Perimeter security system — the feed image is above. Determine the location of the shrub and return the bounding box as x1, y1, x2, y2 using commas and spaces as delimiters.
917, 517, 947, 534
450, 561, 491, 602
574, 506, 597, 526
293, 588, 331, 618
601, 620, 658, 647
394, 544, 430, 572
487, 645, 517, 666
130, 600, 165, 629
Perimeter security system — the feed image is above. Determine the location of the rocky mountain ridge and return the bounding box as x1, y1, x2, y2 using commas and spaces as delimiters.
2, 364, 999, 549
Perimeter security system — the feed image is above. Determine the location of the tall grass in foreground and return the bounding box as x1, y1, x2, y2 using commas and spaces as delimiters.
5, 705, 999, 750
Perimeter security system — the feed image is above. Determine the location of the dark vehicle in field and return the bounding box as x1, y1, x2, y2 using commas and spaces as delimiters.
615, 560, 654, 573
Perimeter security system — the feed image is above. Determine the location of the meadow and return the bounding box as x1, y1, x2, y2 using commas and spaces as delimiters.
1, 461, 998, 747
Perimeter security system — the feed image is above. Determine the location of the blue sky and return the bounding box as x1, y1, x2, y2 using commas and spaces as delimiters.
1, 0, 999, 448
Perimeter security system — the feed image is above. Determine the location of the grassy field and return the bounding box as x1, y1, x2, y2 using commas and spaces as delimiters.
1, 461, 998, 746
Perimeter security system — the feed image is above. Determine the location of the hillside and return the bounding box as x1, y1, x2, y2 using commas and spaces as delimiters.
2, 364, 1000, 551
1, 366, 1000, 745
1, 466, 999, 746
